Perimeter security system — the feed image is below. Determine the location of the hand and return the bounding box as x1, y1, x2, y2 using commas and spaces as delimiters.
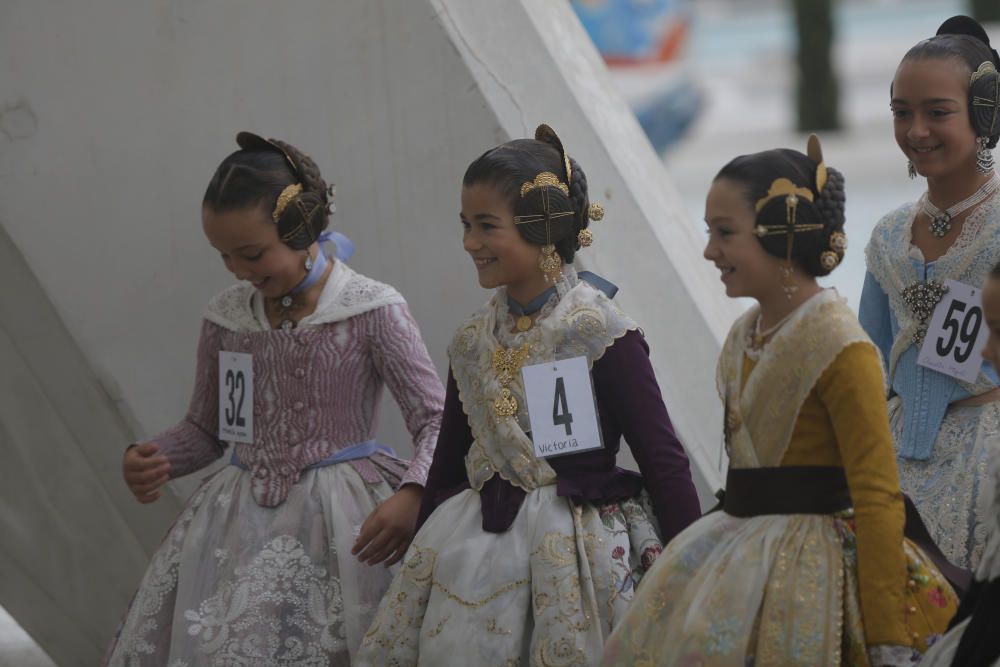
352, 485, 424, 567
122, 442, 171, 504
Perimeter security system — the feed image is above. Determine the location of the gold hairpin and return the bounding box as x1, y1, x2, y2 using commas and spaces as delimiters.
754, 178, 814, 213
520, 172, 569, 198
273, 183, 303, 223
513, 211, 574, 225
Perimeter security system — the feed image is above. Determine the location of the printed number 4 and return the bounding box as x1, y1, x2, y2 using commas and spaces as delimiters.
936, 299, 983, 363
552, 377, 573, 436
225, 369, 247, 428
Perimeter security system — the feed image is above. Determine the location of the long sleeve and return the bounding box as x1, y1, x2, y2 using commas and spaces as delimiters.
416, 369, 474, 528
591, 330, 701, 543
858, 270, 894, 377
368, 302, 445, 488
151, 320, 227, 478
817, 342, 909, 647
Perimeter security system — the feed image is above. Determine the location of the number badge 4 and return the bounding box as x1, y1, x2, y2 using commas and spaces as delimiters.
219, 352, 255, 444
521, 356, 603, 459
917, 279, 990, 383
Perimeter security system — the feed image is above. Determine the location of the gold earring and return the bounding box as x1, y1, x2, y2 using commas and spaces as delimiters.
538, 244, 562, 282
779, 262, 798, 300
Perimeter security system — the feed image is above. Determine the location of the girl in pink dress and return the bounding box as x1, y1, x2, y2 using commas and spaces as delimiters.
105, 132, 444, 666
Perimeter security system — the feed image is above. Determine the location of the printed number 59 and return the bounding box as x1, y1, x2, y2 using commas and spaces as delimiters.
936, 299, 983, 363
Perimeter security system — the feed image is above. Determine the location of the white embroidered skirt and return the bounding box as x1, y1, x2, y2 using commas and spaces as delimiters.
917, 450, 1000, 666
104, 462, 399, 667
355, 485, 663, 667
601, 509, 955, 667
891, 397, 1000, 569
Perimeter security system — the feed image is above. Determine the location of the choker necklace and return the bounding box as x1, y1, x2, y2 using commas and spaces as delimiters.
921, 173, 1000, 238
507, 286, 557, 332
750, 309, 796, 350
272, 248, 330, 331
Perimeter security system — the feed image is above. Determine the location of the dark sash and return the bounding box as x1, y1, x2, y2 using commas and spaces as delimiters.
718, 465, 971, 597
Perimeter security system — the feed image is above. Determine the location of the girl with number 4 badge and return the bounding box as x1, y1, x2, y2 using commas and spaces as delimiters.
602, 136, 957, 667
860, 15, 1000, 571
355, 125, 700, 666
104, 133, 445, 666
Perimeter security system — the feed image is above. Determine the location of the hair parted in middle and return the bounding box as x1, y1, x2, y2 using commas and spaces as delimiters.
462, 124, 592, 264
715, 135, 847, 277
898, 15, 1000, 148
202, 132, 335, 251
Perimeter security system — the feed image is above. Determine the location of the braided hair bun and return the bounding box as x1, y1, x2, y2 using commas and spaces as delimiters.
463, 124, 592, 263
715, 135, 847, 277
202, 132, 333, 250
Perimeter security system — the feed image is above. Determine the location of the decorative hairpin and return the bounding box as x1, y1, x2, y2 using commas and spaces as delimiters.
273, 183, 303, 223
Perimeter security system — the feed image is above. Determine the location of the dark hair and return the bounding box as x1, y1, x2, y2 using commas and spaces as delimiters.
202, 132, 333, 250
899, 16, 1000, 147
462, 128, 590, 264
715, 147, 846, 277
992, 260, 1000, 279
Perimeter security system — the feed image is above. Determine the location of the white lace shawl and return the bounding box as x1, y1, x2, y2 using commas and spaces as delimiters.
203, 260, 405, 332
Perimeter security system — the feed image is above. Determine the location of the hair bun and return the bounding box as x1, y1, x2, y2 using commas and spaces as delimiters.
937, 15, 1000, 66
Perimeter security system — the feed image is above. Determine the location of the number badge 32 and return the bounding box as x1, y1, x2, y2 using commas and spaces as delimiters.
219, 352, 254, 444
521, 355, 603, 459
917, 279, 990, 383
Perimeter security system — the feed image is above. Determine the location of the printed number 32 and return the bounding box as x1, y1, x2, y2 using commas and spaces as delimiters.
936, 299, 983, 363
225, 369, 247, 427
552, 377, 574, 436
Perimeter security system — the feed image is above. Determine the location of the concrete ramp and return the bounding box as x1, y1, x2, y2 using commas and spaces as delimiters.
0, 1, 740, 662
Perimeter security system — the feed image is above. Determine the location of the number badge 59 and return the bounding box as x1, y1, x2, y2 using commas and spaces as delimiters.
219, 352, 254, 444
521, 355, 603, 459
917, 279, 990, 383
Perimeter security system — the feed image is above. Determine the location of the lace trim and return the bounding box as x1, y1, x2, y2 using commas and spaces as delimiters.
717, 290, 875, 467
450, 267, 636, 493
203, 261, 405, 332
868, 644, 921, 666
866, 193, 1000, 393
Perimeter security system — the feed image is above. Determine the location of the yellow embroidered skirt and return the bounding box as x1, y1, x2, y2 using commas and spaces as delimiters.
601, 510, 957, 666
356, 484, 662, 666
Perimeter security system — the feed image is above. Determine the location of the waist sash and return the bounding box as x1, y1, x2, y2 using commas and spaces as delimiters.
229, 439, 396, 471
720, 465, 971, 596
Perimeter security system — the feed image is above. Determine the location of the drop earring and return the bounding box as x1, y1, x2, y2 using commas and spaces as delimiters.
907, 160, 917, 179
977, 136, 995, 175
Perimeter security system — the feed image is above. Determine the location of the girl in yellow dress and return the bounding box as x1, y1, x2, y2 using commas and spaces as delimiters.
601, 136, 958, 666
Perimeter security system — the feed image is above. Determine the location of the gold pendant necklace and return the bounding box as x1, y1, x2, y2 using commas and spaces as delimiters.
516, 315, 534, 332
492, 344, 532, 418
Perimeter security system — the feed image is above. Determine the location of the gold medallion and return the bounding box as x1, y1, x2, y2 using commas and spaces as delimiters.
492, 344, 532, 419
516, 315, 533, 332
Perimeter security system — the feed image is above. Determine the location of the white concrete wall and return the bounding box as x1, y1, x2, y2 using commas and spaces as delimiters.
0, 0, 741, 663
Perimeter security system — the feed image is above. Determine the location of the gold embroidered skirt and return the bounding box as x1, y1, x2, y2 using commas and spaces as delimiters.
601, 511, 956, 667
356, 485, 663, 666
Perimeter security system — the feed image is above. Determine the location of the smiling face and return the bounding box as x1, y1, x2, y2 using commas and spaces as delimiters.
703, 178, 787, 300
460, 182, 552, 301
891, 56, 978, 181
202, 205, 309, 299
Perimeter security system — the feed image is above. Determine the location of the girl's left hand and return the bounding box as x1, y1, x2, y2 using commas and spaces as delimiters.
352, 484, 423, 567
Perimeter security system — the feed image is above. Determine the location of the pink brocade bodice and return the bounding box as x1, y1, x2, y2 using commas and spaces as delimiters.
152, 273, 444, 507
